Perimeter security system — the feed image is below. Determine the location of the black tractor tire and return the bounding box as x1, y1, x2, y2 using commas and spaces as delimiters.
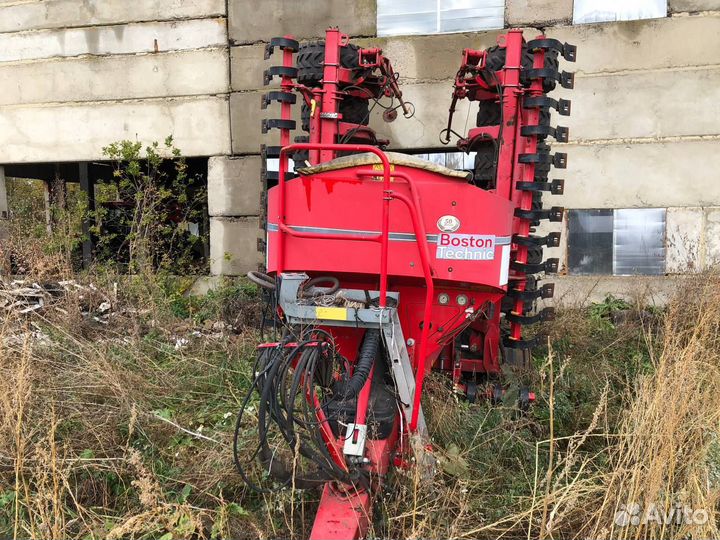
481, 46, 560, 94
502, 275, 538, 314
300, 96, 369, 133
520, 50, 559, 93
296, 41, 362, 87
476, 100, 501, 126
292, 136, 309, 169
473, 143, 497, 188
527, 246, 543, 265
534, 141, 552, 180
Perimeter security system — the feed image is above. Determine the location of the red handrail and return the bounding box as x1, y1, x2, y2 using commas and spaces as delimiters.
278, 143, 392, 307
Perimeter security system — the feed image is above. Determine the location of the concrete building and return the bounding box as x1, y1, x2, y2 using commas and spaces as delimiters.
1, 0, 718, 303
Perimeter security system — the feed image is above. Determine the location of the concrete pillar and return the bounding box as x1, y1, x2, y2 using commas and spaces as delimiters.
210, 216, 263, 275
44, 164, 67, 232
79, 162, 95, 268
208, 155, 262, 216
207, 155, 264, 275
0, 166, 9, 275
0, 166, 8, 221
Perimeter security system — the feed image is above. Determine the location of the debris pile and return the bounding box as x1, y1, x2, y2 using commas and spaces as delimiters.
0, 279, 113, 322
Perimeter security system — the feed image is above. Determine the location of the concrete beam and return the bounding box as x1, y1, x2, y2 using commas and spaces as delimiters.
231, 14, 720, 91
0, 0, 226, 34
210, 216, 263, 275
208, 155, 262, 216
665, 207, 704, 273
0, 18, 227, 63
0, 96, 231, 163
553, 275, 684, 307
669, 0, 720, 13
552, 140, 720, 209
0, 49, 229, 106
228, 0, 376, 44
563, 67, 720, 141
546, 13, 720, 75
505, 0, 573, 27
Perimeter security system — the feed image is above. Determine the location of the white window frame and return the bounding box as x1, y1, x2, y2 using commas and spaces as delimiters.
572, 0, 668, 25
377, 0, 505, 37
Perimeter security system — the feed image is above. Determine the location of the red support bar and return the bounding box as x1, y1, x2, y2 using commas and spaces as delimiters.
387, 190, 434, 432
495, 30, 524, 200
510, 37, 546, 342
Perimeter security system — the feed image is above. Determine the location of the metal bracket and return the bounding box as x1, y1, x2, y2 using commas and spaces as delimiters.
516, 179, 565, 195
506, 283, 555, 301
264, 37, 300, 59
526, 38, 577, 62
524, 96, 572, 116
511, 258, 559, 274
260, 144, 282, 159
343, 423, 367, 457
513, 232, 561, 248
261, 118, 296, 134
514, 206, 564, 222
263, 65, 298, 85
261, 91, 296, 109
506, 307, 556, 325
521, 125, 569, 143
518, 151, 567, 169
524, 68, 575, 90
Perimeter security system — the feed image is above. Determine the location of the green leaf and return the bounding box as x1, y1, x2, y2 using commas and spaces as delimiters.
179, 484, 192, 502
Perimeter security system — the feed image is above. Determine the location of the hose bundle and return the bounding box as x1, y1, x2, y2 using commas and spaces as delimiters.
233, 328, 379, 492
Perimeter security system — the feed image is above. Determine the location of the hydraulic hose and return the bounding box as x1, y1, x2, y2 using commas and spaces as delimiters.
343, 329, 380, 399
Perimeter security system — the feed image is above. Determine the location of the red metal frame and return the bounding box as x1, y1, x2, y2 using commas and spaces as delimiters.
257, 26, 572, 539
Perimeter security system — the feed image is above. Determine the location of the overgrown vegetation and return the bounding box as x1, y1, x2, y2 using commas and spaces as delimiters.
2, 182, 720, 538
1, 137, 207, 278
97, 138, 207, 274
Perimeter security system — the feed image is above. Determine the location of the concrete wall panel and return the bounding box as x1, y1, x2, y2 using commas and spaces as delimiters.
210, 216, 262, 275
669, 0, 720, 13
208, 156, 262, 216
230, 45, 267, 92
554, 275, 683, 306
0, 97, 231, 163
666, 207, 704, 273
0, 49, 229, 106
354, 31, 504, 83
506, 0, 573, 27
546, 14, 720, 74
369, 83, 473, 150
0, 0, 226, 34
0, 18, 227, 62
565, 67, 720, 141
228, 0, 376, 44
706, 207, 720, 268
557, 140, 720, 209
231, 91, 302, 154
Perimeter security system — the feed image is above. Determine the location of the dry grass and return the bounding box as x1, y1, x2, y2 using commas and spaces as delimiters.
3, 216, 720, 538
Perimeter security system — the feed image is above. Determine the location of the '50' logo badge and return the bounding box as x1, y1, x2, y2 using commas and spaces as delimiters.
437, 215, 460, 233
